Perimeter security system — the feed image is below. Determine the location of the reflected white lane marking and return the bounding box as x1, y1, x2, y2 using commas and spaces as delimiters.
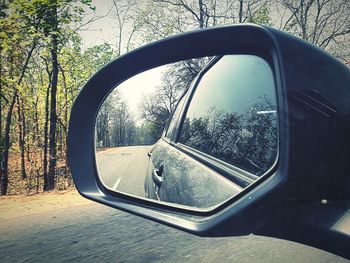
112, 178, 122, 190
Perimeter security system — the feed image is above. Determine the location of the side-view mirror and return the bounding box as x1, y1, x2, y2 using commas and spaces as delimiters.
95, 54, 278, 210
68, 24, 350, 259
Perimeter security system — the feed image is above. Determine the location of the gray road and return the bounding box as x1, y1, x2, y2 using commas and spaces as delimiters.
0, 203, 349, 263
96, 146, 152, 197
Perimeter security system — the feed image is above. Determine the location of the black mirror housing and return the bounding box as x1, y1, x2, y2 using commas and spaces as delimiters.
68, 24, 350, 259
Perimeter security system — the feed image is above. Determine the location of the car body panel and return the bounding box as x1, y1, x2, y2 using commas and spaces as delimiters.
145, 139, 242, 209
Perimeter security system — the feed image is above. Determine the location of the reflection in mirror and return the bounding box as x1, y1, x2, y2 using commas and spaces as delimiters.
95, 58, 208, 199
179, 55, 278, 176
95, 55, 278, 211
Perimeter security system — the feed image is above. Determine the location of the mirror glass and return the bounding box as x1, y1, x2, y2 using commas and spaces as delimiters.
95, 55, 278, 210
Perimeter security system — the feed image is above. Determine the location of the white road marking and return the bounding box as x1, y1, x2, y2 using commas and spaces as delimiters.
112, 178, 122, 190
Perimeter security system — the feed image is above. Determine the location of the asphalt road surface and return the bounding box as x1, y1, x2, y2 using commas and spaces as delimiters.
1, 202, 349, 263
96, 146, 152, 197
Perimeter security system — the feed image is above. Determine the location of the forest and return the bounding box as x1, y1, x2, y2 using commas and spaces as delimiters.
1, 0, 349, 195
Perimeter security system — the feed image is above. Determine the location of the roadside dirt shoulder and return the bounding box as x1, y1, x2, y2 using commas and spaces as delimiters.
0, 190, 93, 221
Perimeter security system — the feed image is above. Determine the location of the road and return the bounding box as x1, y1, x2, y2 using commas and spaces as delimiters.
96, 146, 152, 197
3, 147, 346, 262
0, 203, 348, 263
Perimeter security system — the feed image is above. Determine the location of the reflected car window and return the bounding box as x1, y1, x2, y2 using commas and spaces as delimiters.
179, 55, 278, 175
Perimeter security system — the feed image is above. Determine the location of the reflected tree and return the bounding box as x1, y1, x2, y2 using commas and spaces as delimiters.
96, 59, 208, 149
140, 58, 207, 141
96, 91, 118, 148
180, 96, 278, 175
96, 90, 139, 148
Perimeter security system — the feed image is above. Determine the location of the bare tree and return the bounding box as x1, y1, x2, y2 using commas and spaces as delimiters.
275, 0, 350, 59
126, 0, 270, 48
110, 0, 139, 55
153, 0, 269, 28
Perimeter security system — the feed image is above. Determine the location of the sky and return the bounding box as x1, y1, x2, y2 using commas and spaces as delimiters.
79, 0, 117, 49
78, 0, 167, 120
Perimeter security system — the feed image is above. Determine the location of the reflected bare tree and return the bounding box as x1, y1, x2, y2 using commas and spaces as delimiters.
140, 58, 208, 141
96, 59, 208, 149
96, 91, 140, 148
180, 96, 278, 175
96, 91, 121, 148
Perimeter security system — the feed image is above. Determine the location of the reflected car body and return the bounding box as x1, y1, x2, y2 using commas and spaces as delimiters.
144, 140, 242, 208
144, 54, 279, 209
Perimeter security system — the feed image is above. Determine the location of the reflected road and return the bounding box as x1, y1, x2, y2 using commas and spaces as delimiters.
96, 146, 152, 197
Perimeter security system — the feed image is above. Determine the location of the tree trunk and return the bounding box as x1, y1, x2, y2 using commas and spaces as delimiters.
46, 10, 59, 191
0, 48, 3, 178
0, 90, 17, 195
16, 95, 27, 179
47, 63, 58, 189
239, 0, 244, 23
59, 65, 69, 175
46, 51, 58, 190
34, 97, 40, 146
21, 98, 27, 174
198, 0, 204, 28
43, 81, 50, 190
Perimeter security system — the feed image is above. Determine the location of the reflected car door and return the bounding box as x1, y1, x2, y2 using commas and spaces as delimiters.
147, 55, 278, 209
145, 72, 242, 208
145, 72, 242, 209
144, 79, 190, 202
145, 74, 241, 209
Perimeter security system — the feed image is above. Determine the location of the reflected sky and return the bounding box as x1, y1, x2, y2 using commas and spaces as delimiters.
113, 65, 168, 116
186, 55, 276, 119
